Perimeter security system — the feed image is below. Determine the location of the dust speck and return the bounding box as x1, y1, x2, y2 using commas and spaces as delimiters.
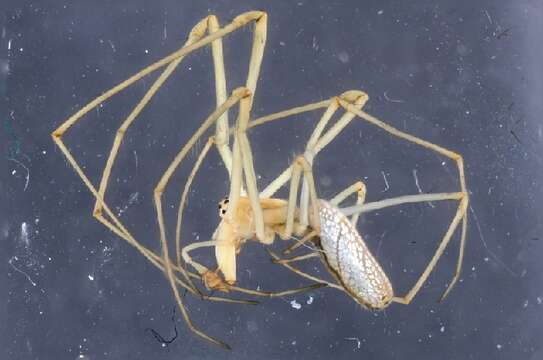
290, 300, 302, 310
337, 51, 350, 64
247, 320, 258, 333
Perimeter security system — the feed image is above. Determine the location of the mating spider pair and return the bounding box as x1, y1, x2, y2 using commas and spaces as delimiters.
52, 11, 468, 350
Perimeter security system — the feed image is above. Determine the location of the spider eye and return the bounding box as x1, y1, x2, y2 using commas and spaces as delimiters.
218, 197, 229, 218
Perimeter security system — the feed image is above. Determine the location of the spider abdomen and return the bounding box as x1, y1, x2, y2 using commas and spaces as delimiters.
318, 200, 394, 309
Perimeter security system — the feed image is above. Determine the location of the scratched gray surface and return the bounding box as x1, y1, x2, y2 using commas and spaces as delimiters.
2, 1, 543, 359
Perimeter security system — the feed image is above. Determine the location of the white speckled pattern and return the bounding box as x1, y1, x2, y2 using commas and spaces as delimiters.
319, 200, 394, 309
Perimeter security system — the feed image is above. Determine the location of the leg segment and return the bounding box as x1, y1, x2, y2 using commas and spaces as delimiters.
282, 180, 366, 256
272, 252, 321, 264
330, 180, 367, 227
282, 230, 318, 255
267, 250, 344, 291
283, 156, 321, 240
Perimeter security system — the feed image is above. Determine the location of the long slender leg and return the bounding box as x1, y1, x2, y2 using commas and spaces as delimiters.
391, 197, 468, 304
337, 99, 469, 301
52, 11, 265, 138
175, 136, 213, 275
282, 180, 366, 256
272, 252, 321, 264
52, 11, 267, 306
54, 12, 265, 237
275, 180, 368, 297
236, 94, 265, 241
341, 191, 467, 303
298, 92, 369, 228
153, 89, 248, 350
260, 91, 368, 200
92, 16, 211, 229
93, 12, 265, 268
212, 11, 267, 176
229, 283, 326, 298
282, 230, 318, 255
208, 16, 232, 175
209, 94, 256, 286
282, 155, 321, 240
267, 250, 344, 291
182, 240, 224, 278
182, 239, 327, 297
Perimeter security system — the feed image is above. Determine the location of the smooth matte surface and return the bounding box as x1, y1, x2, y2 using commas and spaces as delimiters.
2, 1, 542, 359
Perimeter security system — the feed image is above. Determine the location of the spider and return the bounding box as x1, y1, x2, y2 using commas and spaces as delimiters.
52, 11, 468, 350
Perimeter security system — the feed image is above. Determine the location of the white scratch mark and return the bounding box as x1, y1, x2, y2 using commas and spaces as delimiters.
470, 205, 516, 276
88, 274, 94, 281
117, 192, 139, 216
133, 150, 138, 170
483, 9, 493, 25
412, 169, 435, 207
381, 171, 390, 192
344, 337, 361, 349
107, 39, 116, 52
8, 38, 12, 50
9, 158, 30, 191
312, 36, 318, 51
306, 295, 314, 305
163, 11, 168, 39
20, 222, 30, 246
9, 256, 37, 286
383, 91, 405, 103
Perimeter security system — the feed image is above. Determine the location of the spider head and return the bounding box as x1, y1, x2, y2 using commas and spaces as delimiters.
218, 196, 229, 218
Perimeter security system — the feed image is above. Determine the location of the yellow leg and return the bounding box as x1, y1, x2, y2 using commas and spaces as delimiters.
337, 99, 469, 302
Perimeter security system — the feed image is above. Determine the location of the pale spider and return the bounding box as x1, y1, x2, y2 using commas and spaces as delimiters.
52, 11, 469, 350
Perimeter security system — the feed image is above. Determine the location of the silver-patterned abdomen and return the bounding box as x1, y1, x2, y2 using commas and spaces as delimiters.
318, 200, 394, 309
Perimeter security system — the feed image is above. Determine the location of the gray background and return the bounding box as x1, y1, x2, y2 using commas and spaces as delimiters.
2, 1, 543, 359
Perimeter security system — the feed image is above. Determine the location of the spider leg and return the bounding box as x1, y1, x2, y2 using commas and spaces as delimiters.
154, 89, 248, 350
174, 137, 213, 276
341, 191, 467, 303
281, 180, 366, 256
283, 155, 321, 239
282, 230, 318, 255
229, 283, 326, 298
335, 100, 468, 303
272, 252, 321, 264
233, 93, 265, 240
52, 12, 267, 304
330, 180, 367, 227
276, 180, 369, 296
208, 91, 264, 286
214, 11, 267, 176
181, 239, 327, 298
267, 249, 344, 291
258, 91, 369, 199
